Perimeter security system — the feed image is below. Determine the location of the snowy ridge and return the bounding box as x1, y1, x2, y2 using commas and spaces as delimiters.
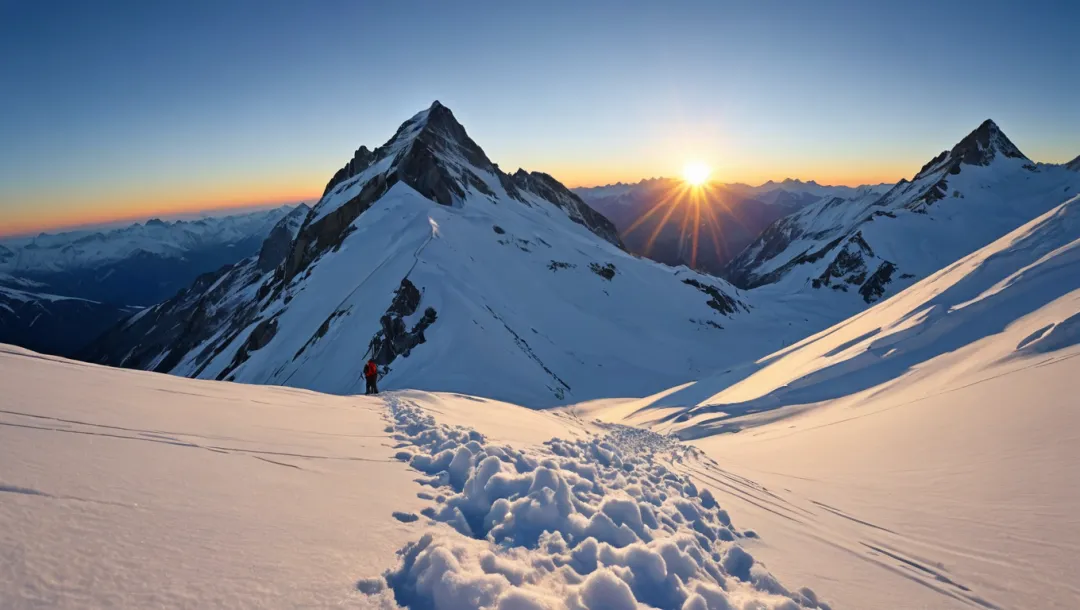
726, 120, 1080, 308
357, 394, 829, 609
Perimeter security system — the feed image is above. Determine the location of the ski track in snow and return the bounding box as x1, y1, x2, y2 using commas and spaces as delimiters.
670, 463, 1005, 610
357, 395, 831, 610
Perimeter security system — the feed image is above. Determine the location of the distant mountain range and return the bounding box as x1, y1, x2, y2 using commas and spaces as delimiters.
574, 178, 891, 274
0, 206, 302, 356
0, 206, 297, 306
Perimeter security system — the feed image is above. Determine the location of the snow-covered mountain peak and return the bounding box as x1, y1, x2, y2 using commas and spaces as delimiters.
317, 100, 495, 208
726, 119, 1079, 306
295, 103, 622, 282
1066, 154, 1080, 172
85, 104, 786, 407
951, 118, 1027, 165
915, 118, 1028, 180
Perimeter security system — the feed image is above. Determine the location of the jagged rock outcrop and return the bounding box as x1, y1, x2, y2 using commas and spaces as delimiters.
282, 102, 624, 285
510, 170, 624, 248
257, 204, 310, 271
682, 278, 746, 316
323, 146, 375, 196
368, 279, 437, 366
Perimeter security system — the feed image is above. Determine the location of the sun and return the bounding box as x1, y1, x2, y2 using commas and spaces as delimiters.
682, 161, 711, 186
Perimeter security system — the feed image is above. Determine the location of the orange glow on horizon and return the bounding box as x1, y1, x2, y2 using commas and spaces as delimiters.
623, 180, 763, 269
2, 189, 321, 238
3, 160, 910, 238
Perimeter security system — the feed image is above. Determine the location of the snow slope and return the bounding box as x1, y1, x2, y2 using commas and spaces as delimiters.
726, 120, 1080, 310
0, 344, 831, 610
86, 102, 828, 408
580, 195, 1080, 609
0, 344, 425, 608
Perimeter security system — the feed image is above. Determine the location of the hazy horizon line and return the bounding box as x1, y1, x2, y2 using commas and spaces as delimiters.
1, 171, 913, 239
0, 198, 313, 240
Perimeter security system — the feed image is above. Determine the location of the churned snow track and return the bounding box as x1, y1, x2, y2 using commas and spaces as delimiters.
357, 393, 831, 609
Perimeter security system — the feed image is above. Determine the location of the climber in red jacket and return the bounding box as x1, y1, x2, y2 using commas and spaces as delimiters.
364, 359, 379, 395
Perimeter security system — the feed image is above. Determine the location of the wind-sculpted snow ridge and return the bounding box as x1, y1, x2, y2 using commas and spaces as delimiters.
358, 397, 829, 610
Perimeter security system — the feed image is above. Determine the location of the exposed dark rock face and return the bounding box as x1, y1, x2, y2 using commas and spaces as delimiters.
1067, 155, 1080, 172
492, 225, 506, 234
735, 234, 847, 290
368, 279, 438, 366
681, 278, 744, 316
510, 171, 624, 249
812, 232, 874, 288
323, 146, 375, 196
859, 261, 897, 303
81, 260, 256, 372
285, 174, 393, 283
909, 120, 1028, 209
283, 102, 624, 285
548, 261, 575, 271
217, 315, 279, 381
257, 204, 310, 271
589, 262, 616, 280
949, 119, 1027, 167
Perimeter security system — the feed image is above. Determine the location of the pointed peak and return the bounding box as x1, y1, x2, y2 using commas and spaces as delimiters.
949, 118, 1027, 167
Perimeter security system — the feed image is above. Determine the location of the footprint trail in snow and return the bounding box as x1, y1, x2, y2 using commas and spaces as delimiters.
357, 395, 830, 609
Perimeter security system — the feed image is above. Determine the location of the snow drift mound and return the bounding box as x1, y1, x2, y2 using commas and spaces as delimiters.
359, 396, 829, 610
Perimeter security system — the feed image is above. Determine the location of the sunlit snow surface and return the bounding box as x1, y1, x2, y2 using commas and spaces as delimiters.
580, 196, 1080, 609
0, 348, 826, 609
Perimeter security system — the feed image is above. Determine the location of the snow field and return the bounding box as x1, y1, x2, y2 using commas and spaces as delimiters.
358, 397, 828, 609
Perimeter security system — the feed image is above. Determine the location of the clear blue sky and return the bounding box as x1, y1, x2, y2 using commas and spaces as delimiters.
1, 0, 1077, 235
